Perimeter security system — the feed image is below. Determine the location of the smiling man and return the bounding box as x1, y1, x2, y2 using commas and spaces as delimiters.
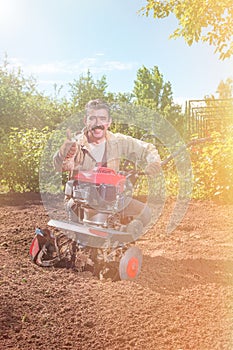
54, 99, 161, 174
53, 99, 161, 228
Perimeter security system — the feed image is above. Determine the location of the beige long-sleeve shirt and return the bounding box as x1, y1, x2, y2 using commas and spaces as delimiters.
53, 129, 161, 177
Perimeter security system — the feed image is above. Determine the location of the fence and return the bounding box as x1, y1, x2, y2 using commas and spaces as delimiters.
185, 98, 233, 138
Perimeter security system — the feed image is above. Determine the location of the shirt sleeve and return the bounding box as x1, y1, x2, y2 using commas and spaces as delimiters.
53, 150, 75, 172
115, 133, 161, 165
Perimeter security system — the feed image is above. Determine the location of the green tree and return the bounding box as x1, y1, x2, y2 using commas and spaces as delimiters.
69, 70, 108, 112
133, 66, 164, 110
106, 92, 134, 104
0, 59, 70, 132
133, 66, 175, 112
22, 92, 71, 130
0, 61, 32, 131
133, 65, 183, 133
68, 70, 135, 115
139, 0, 233, 60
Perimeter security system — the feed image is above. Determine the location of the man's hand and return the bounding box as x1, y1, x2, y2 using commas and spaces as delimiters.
145, 162, 161, 176
59, 140, 77, 159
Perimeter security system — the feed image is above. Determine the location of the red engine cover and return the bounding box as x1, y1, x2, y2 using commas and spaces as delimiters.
74, 167, 126, 192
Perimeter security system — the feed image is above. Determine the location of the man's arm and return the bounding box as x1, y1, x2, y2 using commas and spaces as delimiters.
112, 132, 161, 176
121, 133, 162, 175
53, 140, 77, 172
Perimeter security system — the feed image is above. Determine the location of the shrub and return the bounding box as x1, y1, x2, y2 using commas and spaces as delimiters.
191, 131, 233, 203
0, 127, 51, 192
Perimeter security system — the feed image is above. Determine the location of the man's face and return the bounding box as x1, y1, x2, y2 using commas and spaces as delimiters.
85, 108, 111, 142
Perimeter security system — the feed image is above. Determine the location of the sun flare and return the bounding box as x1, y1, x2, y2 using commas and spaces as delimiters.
0, 0, 20, 30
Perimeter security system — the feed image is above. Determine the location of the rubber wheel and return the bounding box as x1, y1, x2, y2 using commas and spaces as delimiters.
119, 246, 142, 280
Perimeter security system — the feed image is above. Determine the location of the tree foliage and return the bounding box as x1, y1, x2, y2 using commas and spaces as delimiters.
133, 65, 183, 134
69, 70, 108, 112
0, 127, 51, 192
0, 59, 71, 133
139, 0, 233, 60
133, 65, 166, 110
190, 131, 233, 202
68, 70, 134, 113
216, 78, 233, 99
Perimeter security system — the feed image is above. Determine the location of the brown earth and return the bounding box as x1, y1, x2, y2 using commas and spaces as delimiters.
0, 192, 233, 350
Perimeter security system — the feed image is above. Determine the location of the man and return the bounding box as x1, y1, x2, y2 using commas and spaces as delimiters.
53, 99, 161, 229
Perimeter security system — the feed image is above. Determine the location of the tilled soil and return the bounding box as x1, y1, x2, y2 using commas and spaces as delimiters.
0, 193, 233, 350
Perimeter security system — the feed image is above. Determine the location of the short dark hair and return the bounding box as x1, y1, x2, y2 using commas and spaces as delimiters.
85, 99, 110, 117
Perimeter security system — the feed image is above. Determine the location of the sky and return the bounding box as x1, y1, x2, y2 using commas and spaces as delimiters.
0, 0, 232, 108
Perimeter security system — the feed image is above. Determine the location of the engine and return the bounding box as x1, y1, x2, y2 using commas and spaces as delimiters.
64, 167, 133, 227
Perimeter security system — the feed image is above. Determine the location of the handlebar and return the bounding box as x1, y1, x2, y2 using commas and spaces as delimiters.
125, 136, 212, 177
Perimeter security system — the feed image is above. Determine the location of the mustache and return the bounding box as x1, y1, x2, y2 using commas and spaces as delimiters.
91, 125, 105, 131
